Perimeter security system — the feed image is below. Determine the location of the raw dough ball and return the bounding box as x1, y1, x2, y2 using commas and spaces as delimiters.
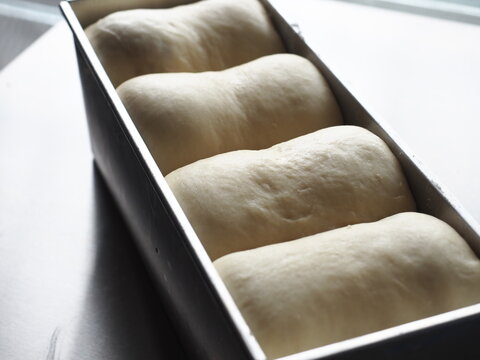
166, 126, 416, 260
117, 54, 343, 174
214, 212, 480, 359
85, 0, 285, 86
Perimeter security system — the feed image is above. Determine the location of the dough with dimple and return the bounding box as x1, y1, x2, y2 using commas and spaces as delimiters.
85, 0, 285, 86
214, 212, 480, 359
117, 54, 343, 174
165, 126, 416, 260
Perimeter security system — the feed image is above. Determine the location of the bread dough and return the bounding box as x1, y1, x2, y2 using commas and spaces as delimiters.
77, 0, 196, 30
117, 54, 343, 174
214, 212, 480, 359
85, 0, 285, 86
166, 126, 416, 260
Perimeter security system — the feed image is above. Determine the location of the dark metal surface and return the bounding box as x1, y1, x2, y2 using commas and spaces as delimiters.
0, 23, 186, 360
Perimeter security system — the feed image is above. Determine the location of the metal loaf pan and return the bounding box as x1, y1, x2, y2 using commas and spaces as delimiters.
60, 1, 480, 359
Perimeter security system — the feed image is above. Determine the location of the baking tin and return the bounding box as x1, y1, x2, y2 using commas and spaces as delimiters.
60, 1, 480, 359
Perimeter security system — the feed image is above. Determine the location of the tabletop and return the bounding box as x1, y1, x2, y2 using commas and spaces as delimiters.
1, 2, 480, 359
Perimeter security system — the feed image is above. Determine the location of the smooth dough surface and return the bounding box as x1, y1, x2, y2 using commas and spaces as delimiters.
79, 0, 196, 30
214, 212, 480, 359
85, 0, 285, 86
117, 54, 343, 174
166, 126, 416, 260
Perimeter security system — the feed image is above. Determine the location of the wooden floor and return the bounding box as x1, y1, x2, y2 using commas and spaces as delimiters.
0, 0, 60, 70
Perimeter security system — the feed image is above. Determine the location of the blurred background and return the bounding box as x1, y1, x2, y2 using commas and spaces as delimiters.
0, 0, 479, 71
0, 0, 60, 70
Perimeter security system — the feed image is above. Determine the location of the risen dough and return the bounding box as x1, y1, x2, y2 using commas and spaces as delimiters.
166, 126, 416, 260
117, 54, 343, 174
214, 212, 480, 359
85, 0, 285, 86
